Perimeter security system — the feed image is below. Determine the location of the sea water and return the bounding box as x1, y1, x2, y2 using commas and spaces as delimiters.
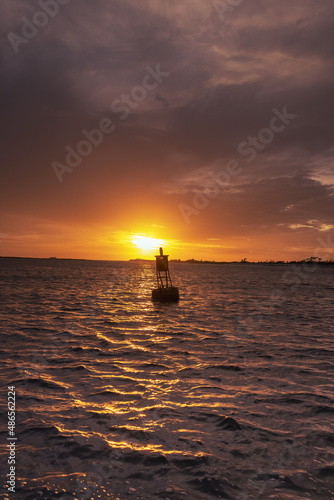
0, 257, 333, 499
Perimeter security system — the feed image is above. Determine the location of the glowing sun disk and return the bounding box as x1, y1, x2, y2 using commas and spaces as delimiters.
132, 235, 165, 251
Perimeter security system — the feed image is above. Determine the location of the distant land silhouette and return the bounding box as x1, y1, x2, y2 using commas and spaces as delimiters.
1, 256, 333, 265
129, 257, 334, 265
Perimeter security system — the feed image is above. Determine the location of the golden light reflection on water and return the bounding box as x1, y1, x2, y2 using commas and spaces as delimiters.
127, 342, 148, 351
54, 425, 94, 441
111, 365, 143, 373
106, 440, 163, 452
7, 259, 333, 499
22, 474, 109, 500
105, 439, 210, 458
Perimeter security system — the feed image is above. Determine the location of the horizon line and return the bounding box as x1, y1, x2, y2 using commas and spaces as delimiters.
0, 256, 332, 264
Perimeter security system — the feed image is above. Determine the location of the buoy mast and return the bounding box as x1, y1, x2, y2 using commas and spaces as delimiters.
155, 247, 173, 288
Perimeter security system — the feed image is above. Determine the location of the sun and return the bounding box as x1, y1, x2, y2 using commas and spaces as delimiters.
131, 235, 165, 253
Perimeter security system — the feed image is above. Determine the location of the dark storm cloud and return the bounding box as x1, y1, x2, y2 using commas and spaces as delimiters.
1, 0, 333, 255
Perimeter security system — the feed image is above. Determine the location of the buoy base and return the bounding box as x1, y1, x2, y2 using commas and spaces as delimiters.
151, 287, 180, 302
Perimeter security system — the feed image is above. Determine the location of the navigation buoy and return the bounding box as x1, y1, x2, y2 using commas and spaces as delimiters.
151, 247, 179, 302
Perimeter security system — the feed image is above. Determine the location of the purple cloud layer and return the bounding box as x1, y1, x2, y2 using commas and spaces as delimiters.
1, 0, 333, 257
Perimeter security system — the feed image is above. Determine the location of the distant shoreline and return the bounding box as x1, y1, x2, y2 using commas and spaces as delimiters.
130, 258, 334, 265
1, 256, 333, 265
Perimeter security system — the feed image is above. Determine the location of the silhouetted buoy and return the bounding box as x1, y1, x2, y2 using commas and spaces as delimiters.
151, 247, 179, 302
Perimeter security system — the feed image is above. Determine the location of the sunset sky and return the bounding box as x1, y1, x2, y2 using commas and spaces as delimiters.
1, 0, 334, 261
